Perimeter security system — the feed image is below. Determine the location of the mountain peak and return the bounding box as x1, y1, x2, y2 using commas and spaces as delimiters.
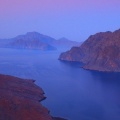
0, 32, 81, 51
26, 31, 41, 35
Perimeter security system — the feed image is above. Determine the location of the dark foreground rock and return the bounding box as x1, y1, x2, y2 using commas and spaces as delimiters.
0, 74, 67, 120
59, 29, 120, 72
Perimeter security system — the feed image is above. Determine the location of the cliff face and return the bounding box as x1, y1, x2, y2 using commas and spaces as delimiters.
0, 74, 67, 120
59, 29, 120, 72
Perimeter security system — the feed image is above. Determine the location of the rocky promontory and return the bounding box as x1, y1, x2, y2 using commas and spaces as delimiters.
59, 29, 120, 72
0, 74, 67, 120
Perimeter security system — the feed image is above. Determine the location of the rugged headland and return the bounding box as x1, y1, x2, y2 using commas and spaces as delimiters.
0, 74, 67, 120
59, 29, 120, 72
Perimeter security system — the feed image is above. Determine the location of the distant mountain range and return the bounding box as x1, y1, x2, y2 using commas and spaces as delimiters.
0, 32, 81, 51
59, 29, 120, 72
53, 37, 80, 49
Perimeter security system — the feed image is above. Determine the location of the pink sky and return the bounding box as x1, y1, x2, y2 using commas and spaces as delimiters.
0, 0, 120, 41
0, 0, 120, 17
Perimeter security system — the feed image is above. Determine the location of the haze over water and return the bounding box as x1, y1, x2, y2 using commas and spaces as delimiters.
0, 48, 120, 120
0, 0, 120, 41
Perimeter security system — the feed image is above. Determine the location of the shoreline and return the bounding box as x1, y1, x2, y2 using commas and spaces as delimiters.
0, 74, 67, 120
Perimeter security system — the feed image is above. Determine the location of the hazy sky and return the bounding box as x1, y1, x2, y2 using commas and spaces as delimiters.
0, 0, 120, 41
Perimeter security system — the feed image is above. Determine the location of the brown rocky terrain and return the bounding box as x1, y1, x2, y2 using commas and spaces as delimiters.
59, 29, 120, 72
0, 74, 67, 120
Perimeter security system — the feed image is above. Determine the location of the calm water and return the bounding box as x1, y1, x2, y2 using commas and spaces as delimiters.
0, 48, 120, 120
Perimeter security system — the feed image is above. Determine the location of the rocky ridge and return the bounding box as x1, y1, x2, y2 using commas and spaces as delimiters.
0, 32, 80, 51
59, 29, 120, 72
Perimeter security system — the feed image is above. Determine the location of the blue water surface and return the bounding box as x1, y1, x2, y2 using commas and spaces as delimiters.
0, 48, 120, 120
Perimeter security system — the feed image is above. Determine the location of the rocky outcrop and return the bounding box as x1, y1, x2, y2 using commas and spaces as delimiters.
59, 29, 120, 72
0, 74, 67, 120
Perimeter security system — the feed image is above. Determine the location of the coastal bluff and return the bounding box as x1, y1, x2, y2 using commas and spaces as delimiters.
0, 74, 67, 120
59, 29, 120, 72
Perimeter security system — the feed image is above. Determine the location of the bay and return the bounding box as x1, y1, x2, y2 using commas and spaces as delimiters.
0, 48, 120, 120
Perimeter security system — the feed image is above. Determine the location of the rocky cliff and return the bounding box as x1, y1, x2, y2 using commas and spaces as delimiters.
0, 74, 67, 120
59, 29, 120, 72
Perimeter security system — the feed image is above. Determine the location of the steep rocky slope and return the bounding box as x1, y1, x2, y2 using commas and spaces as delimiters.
59, 29, 120, 72
0, 74, 67, 120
